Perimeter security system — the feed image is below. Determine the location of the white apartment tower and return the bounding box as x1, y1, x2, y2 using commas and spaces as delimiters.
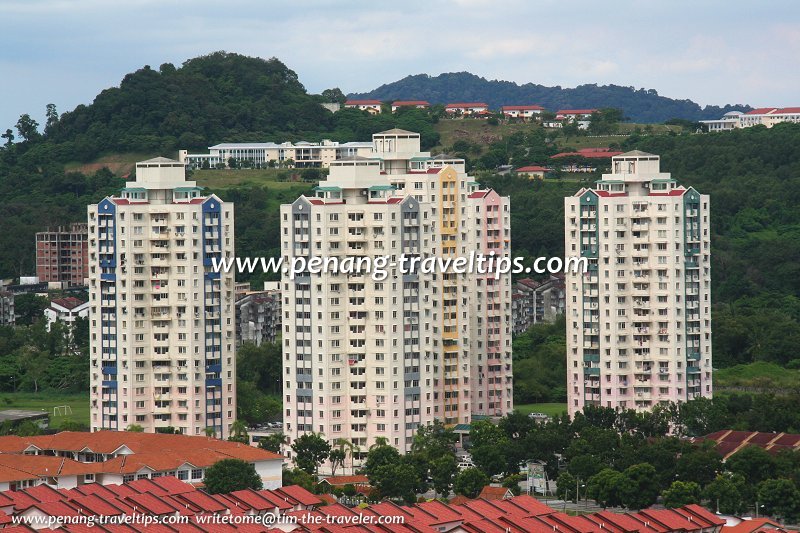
88, 157, 236, 438
281, 130, 512, 461
565, 151, 712, 417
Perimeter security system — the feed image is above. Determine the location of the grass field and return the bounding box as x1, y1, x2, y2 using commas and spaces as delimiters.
714, 361, 800, 391
64, 153, 155, 176
191, 168, 315, 192
515, 403, 568, 418
0, 393, 89, 429
432, 119, 684, 154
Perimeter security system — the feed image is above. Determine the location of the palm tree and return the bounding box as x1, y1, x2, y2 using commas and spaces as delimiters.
228, 420, 249, 444
334, 438, 358, 475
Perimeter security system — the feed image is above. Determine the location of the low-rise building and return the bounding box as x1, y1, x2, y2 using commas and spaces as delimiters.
179, 139, 373, 169
235, 289, 282, 346
44, 297, 89, 331
555, 108, 597, 120
391, 100, 429, 112
0, 431, 283, 491
444, 102, 490, 116
701, 107, 800, 131
501, 105, 544, 119
515, 165, 548, 180
344, 99, 383, 113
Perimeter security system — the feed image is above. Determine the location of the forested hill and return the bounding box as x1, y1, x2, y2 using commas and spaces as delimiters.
0, 52, 442, 277
41, 52, 332, 162
348, 72, 750, 123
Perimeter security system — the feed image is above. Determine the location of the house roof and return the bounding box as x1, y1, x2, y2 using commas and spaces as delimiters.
745, 107, 778, 115
724, 518, 786, 533
275, 485, 322, 507
0, 431, 282, 486
502, 105, 544, 111
49, 297, 87, 311
374, 128, 419, 136
320, 475, 370, 486
345, 100, 382, 106
478, 486, 513, 501
445, 102, 489, 108
556, 109, 597, 115
696, 430, 800, 460
516, 165, 548, 172
392, 101, 430, 106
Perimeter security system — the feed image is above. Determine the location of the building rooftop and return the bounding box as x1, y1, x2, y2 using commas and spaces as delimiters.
0, 410, 48, 423
374, 128, 419, 136
49, 297, 87, 310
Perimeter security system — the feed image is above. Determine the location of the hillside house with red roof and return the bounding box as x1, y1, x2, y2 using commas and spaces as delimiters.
344, 100, 383, 114
501, 105, 545, 119
444, 102, 490, 116
515, 165, 548, 179
391, 101, 430, 112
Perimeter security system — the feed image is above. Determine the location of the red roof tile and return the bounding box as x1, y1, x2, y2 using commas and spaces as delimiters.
478, 485, 513, 501
445, 103, 489, 109
320, 475, 369, 486
345, 100, 382, 106
556, 109, 597, 115
502, 105, 545, 111
745, 107, 778, 115
516, 166, 548, 172
392, 101, 430, 107
274, 485, 322, 507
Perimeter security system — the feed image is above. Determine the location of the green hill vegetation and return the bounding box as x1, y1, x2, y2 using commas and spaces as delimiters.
0, 52, 439, 277
348, 71, 750, 123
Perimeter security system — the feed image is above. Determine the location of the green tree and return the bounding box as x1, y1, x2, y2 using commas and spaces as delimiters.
203, 459, 263, 494
620, 463, 660, 510
15, 114, 40, 142
14, 294, 48, 326
228, 419, 249, 444
321, 88, 347, 104
662, 481, 701, 508
704, 473, 746, 515
45, 104, 59, 134
283, 467, 315, 491
258, 431, 287, 453
329, 448, 346, 477
374, 463, 419, 503
471, 445, 506, 477
675, 444, 723, 487
126, 424, 144, 432
556, 471, 577, 502
429, 455, 457, 497
1, 129, 13, 147
587, 468, 627, 508
757, 478, 800, 521
291, 433, 331, 476
453, 467, 489, 499
364, 444, 402, 481
727, 446, 776, 486
412, 420, 457, 461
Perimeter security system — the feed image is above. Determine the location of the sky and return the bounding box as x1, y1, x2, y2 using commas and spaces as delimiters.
0, 0, 798, 130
